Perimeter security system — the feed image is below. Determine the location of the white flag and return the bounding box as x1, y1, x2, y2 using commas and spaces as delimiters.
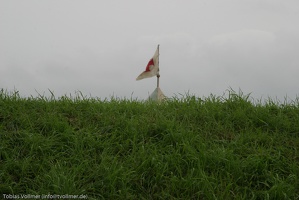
136, 46, 159, 80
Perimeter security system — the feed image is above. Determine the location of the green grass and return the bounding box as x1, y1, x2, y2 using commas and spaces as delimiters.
1, 89, 299, 199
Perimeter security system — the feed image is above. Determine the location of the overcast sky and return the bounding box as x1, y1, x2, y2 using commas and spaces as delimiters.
1, 0, 298, 101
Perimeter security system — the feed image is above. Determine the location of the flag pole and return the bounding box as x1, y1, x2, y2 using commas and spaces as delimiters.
157, 44, 160, 88
148, 44, 166, 102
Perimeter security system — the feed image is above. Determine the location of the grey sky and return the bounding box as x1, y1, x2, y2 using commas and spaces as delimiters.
1, 0, 298, 101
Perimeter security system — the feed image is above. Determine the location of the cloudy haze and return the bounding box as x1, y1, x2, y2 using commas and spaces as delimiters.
1, 0, 298, 101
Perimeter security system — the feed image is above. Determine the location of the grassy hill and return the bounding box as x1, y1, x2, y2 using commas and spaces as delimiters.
1, 89, 299, 199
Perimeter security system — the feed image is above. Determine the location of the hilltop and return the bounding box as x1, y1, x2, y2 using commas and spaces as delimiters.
1, 89, 299, 199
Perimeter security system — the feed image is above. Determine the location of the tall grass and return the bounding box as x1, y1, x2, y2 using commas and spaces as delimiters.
0, 89, 299, 199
